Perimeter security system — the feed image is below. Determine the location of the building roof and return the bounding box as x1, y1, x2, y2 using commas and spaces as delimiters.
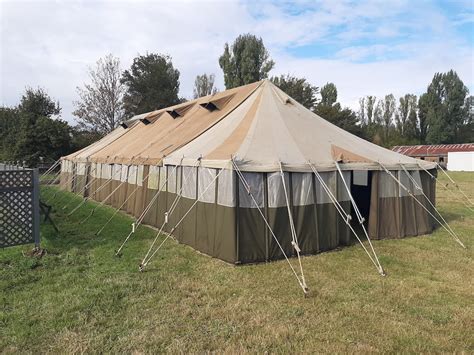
392, 143, 474, 157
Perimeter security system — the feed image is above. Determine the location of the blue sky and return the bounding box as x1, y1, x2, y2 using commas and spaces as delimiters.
1, 0, 473, 121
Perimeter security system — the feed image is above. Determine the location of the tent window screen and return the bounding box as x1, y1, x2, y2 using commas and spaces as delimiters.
127, 165, 138, 184
112, 164, 122, 181
95, 163, 102, 179
168, 166, 177, 193
77, 162, 86, 176
411, 170, 423, 196
292, 173, 314, 206
182, 166, 197, 199
90, 163, 96, 178
198, 167, 216, 203
137, 165, 144, 186
148, 166, 159, 190
353, 170, 368, 186
315, 171, 336, 204
337, 171, 351, 201
217, 168, 235, 207
176, 167, 182, 194
267, 172, 289, 208
120, 165, 128, 182
379, 171, 398, 198
102, 164, 112, 180
159, 166, 167, 191
239, 172, 264, 208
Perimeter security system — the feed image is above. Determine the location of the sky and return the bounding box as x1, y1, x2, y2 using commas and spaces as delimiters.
1, 0, 473, 124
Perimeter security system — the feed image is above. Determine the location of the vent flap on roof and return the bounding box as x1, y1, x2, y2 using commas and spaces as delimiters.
200, 93, 235, 112
140, 112, 163, 125
167, 103, 195, 119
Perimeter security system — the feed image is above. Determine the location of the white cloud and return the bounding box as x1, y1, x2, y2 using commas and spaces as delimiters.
0, 0, 472, 123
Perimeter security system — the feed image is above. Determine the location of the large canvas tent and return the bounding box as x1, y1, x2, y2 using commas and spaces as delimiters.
60, 80, 438, 266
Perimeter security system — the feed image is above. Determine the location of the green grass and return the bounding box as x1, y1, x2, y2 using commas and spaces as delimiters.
1, 172, 473, 353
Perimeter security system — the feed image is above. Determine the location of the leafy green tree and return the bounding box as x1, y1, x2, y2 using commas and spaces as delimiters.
219, 34, 275, 89
12, 88, 71, 166
271, 74, 319, 110
314, 82, 361, 136
74, 54, 126, 134
423, 70, 469, 144
380, 94, 396, 140
193, 73, 218, 98
121, 53, 181, 116
320, 83, 338, 106
0, 107, 21, 161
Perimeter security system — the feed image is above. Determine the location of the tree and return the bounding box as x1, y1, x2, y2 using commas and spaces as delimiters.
423, 70, 469, 144
320, 83, 338, 106
219, 34, 274, 89
314, 82, 361, 136
395, 94, 417, 138
379, 94, 396, 140
73, 54, 126, 134
121, 53, 181, 116
271, 74, 319, 110
193, 73, 218, 98
12, 88, 71, 166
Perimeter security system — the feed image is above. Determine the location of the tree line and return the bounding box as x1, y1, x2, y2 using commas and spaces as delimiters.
1, 33, 472, 166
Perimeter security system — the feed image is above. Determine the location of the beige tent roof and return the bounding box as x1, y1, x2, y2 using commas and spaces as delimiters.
63, 119, 140, 162
86, 81, 261, 165
163, 80, 436, 172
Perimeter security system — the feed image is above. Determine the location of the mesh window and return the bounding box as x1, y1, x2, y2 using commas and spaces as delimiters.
168, 166, 177, 193
102, 164, 112, 180
198, 167, 216, 203
315, 171, 337, 204
120, 165, 128, 182
112, 164, 122, 181
353, 170, 368, 186
292, 172, 314, 206
137, 165, 144, 186
182, 166, 197, 199
379, 171, 399, 198
267, 172, 288, 208
148, 166, 159, 190
337, 171, 351, 201
77, 162, 86, 176
127, 165, 138, 184
411, 170, 423, 196
239, 172, 264, 208
176, 166, 182, 194
95, 163, 102, 179
159, 166, 167, 191
217, 168, 235, 207
399, 170, 413, 197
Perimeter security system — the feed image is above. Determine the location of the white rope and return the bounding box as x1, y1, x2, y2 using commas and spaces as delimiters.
308, 162, 383, 274
62, 166, 98, 210
78, 179, 128, 224
67, 177, 114, 216
40, 159, 60, 179
115, 164, 179, 256
418, 163, 473, 211
141, 165, 224, 269
379, 162, 466, 249
278, 162, 308, 289
140, 164, 196, 269
399, 164, 466, 249
436, 162, 474, 206
232, 159, 308, 294
334, 162, 385, 275
95, 172, 150, 236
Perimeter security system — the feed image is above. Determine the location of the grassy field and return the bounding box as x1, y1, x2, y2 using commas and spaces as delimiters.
1, 172, 473, 353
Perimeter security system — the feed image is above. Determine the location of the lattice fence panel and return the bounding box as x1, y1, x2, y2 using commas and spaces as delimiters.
0, 169, 39, 248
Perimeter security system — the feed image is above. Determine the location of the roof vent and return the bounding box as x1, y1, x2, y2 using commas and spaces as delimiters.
120, 122, 129, 129
285, 97, 293, 105
200, 93, 235, 112
166, 103, 195, 119
200, 102, 218, 112
140, 112, 163, 125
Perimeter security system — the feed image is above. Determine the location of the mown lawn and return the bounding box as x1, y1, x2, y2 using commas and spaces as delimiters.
1, 172, 473, 353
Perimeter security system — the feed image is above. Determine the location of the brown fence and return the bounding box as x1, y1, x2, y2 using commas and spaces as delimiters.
0, 163, 40, 248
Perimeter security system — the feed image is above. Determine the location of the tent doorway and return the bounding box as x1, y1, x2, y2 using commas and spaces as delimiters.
350, 170, 372, 228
